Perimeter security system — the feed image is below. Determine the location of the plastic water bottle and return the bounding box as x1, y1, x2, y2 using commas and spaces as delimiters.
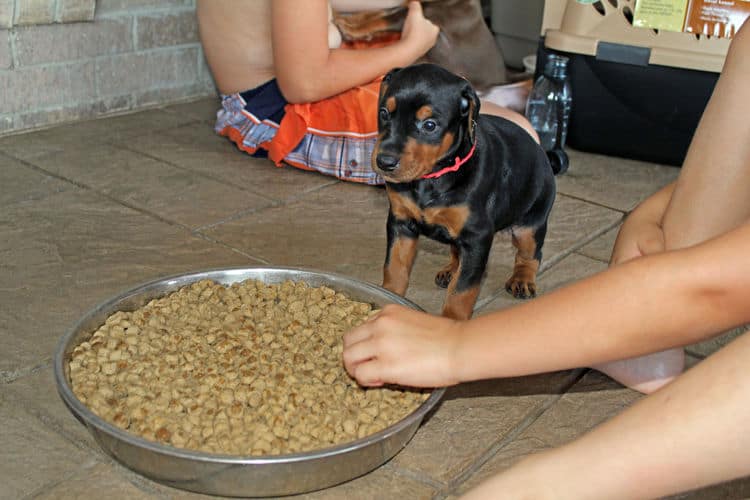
525, 53, 572, 174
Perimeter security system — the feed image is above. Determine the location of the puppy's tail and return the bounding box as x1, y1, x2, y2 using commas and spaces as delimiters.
546, 148, 569, 176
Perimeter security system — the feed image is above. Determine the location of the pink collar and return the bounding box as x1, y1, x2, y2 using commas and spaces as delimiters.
421, 140, 477, 179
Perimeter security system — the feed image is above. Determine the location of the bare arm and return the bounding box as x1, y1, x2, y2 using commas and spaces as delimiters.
272, 0, 438, 103
343, 220, 750, 387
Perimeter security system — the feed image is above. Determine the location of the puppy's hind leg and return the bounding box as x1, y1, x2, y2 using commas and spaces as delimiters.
505, 224, 546, 299
435, 244, 459, 288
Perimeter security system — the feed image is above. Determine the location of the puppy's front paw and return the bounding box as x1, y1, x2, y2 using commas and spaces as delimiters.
505, 277, 537, 299
435, 269, 453, 288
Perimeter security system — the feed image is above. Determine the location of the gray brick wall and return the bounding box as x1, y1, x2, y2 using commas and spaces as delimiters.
0, 0, 217, 136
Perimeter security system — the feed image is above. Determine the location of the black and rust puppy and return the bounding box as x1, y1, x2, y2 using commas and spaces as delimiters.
373, 63, 556, 320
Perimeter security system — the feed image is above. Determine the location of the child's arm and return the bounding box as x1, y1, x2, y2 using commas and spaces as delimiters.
272, 0, 438, 103
343, 220, 750, 388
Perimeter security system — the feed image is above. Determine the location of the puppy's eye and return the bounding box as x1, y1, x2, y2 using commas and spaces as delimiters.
422, 119, 437, 132
379, 108, 390, 121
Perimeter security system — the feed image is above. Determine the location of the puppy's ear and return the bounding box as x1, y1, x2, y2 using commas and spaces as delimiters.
460, 82, 480, 142
379, 67, 401, 102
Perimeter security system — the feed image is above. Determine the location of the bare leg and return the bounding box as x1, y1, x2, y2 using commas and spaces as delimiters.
480, 100, 539, 143
478, 79, 532, 114
595, 21, 750, 393
462, 330, 750, 500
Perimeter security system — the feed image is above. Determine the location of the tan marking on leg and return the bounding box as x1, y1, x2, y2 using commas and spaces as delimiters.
442, 286, 480, 320
505, 227, 540, 299
441, 260, 480, 319
383, 236, 418, 296
423, 204, 470, 238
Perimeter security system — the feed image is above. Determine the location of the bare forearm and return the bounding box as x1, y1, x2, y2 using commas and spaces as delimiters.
286, 43, 421, 102
456, 223, 750, 383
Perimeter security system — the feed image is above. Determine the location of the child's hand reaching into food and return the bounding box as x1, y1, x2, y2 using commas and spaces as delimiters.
343, 304, 464, 388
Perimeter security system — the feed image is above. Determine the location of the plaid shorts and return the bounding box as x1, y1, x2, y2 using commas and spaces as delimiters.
215, 79, 385, 186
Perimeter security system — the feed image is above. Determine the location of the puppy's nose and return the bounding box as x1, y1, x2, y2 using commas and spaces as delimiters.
376, 154, 400, 171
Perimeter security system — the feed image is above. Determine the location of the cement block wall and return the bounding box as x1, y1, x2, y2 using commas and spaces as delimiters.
0, 0, 217, 136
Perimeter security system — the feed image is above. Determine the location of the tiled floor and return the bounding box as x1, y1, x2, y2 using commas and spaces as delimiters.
1, 98, 748, 499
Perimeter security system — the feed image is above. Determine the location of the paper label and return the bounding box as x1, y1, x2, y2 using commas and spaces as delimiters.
684, 0, 750, 38
633, 0, 690, 32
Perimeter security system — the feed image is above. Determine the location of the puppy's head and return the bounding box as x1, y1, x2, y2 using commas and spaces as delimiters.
372, 63, 480, 183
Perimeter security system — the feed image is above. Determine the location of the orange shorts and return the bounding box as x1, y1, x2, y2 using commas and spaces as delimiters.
215, 36, 400, 185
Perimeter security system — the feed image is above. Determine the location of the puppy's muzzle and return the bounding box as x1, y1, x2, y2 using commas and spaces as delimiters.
375, 153, 400, 172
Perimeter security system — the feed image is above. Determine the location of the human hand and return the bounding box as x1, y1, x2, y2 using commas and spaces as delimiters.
399, 1, 439, 58
342, 304, 463, 388
610, 212, 666, 266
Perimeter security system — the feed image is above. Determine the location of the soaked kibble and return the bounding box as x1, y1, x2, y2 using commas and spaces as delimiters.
69, 279, 430, 456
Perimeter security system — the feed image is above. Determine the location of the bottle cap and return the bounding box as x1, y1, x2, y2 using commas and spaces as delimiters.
544, 54, 570, 78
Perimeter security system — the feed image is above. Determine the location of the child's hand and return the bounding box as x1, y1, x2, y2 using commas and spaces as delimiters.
400, 1, 439, 58
342, 304, 463, 388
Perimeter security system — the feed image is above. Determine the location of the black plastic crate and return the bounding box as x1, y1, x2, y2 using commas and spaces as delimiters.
535, 37, 719, 166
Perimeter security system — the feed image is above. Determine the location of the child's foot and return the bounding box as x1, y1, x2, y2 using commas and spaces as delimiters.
593, 348, 685, 394
478, 80, 532, 114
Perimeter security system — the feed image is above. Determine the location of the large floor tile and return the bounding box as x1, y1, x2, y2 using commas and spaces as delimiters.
161, 96, 221, 123
0, 387, 97, 499
126, 123, 340, 203
577, 225, 619, 263
477, 252, 608, 314
0, 108, 200, 162
0, 155, 73, 207
30, 462, 162, 500
0, 188, 255, 375
389, 370, 581, 485
6, 366, 99, 449
24, 142, 274, 229
558, 149, 679, 211
202, 181, 389, 276
452, 371, 642, 496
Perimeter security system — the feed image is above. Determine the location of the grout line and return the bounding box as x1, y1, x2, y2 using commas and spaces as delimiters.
111, 142, 277, 203
1, 151, 202, 231
189, 231, 271, 265
0, 95, 213, 140
555, 190, 632, 214
574, 249, 609, 264
0, 358, 50, 384
21, 458, 101, 500
1, 150, 288, 269
192, 179, 342, 231
384, 462, 446, 492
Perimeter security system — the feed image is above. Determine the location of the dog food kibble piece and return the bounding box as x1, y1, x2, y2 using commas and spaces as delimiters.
69, 279, 429, 456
